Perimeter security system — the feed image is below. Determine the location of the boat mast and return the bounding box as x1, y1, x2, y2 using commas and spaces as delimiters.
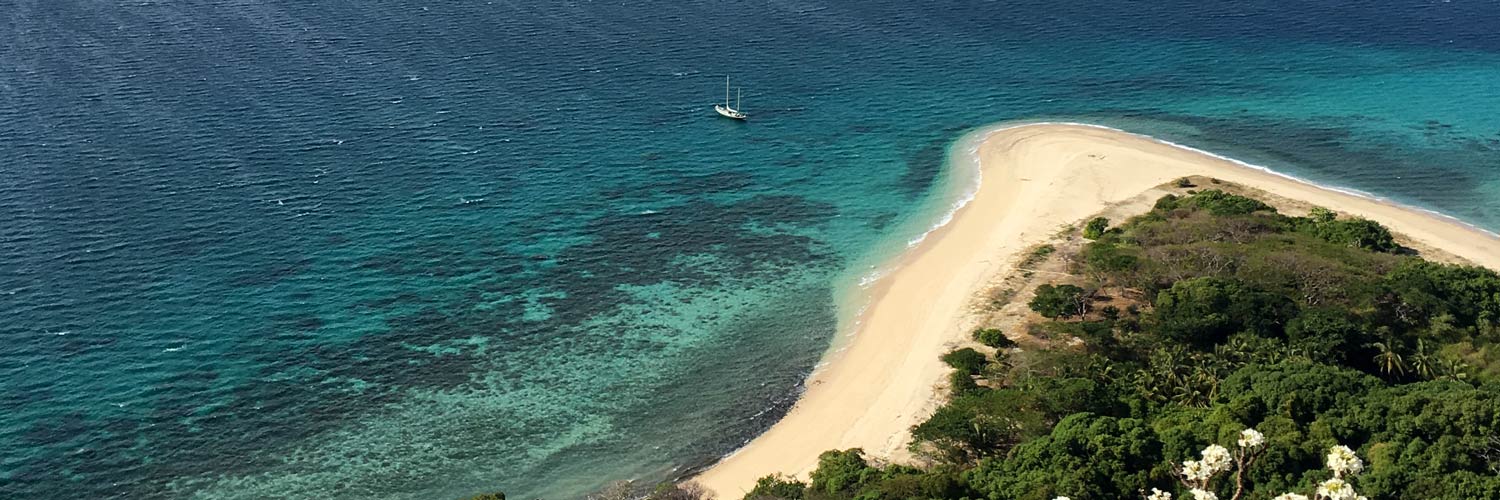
736, 88, 741, 110
725, 76, 731, 108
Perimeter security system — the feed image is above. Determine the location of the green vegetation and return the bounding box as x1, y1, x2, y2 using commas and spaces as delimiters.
1083, 217, 1111, 240
747, 476, 807, 500
734, 189, 1500, 500
1028, 284, 1088, 319
1019, 244, 1056, 269
973, 328, 1016, 349
940, 348, 988, 375
1299, 206, 1400, 252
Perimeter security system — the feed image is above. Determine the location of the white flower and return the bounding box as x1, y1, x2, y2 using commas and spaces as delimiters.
1271, 494, 1309, 500
1181, 459, 1213, 482
1200, 444, 1233, 473
1316, 478, 1358, 500
1325, 445, 1364, 477
1189, 488, 1217, 500
1238, 428, 1265, 449
1146, 488, 1173, 500
1053, 497, 1071, 500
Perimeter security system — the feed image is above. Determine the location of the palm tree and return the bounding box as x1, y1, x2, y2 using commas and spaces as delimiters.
1371, 341, 1407, 379
1410, 339, 1438, 381
1443, 358, 1470, 381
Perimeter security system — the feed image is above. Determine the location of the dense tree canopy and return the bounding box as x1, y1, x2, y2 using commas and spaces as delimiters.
1152, 277, 1298, 346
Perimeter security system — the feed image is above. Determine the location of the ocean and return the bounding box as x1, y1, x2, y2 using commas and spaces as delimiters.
2, 0, 1498, 498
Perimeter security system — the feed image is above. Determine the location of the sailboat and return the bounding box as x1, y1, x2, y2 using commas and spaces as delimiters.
714, 76, 747, 120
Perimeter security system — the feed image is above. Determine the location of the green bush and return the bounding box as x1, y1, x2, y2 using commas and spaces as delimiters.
1083, 217, 1110, 240
745, 475, 805, 500
1081, 242, 1138, 275
1100, 305, 1120, 321
912, 389, 1046, 464
1178, 189, 1274, 216
808, 449, 877, 495
941, 348, 988, 374
973, 328, 1016, 349
948, 370, 980, 397
1021, 244, 1057, 268
1153, 194, 1182, 211
1309, 206, 1337, 223
1029, 284, 1088, 319
1308, 217, 1399, 252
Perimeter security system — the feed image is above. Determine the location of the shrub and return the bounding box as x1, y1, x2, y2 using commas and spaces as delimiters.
1081, 242, 1138, 275
1308, 217, 1398, 252
1083, 217, 1111, 239
1309, 206, 1337, 223
1154, 194, 1182, 211
1021, 244, 1057, 268
973, 328, 1016, 349
808, 449, 877, 495
1100, 305, 1121, 321
745, 475, 806, 500
941, 348, 988, 374
948, 370, 980, 397
1180, 189, 1273, 216
1029, 284, 1088, 319
912, 389, 1046, 464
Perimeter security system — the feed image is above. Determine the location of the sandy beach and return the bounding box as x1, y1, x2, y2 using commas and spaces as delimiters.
692, 123, 1500, 497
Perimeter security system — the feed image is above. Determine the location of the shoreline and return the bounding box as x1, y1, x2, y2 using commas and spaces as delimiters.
692, 123, 1500, 498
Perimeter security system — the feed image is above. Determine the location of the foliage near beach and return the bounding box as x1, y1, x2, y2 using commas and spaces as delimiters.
732, 189, 1500, 500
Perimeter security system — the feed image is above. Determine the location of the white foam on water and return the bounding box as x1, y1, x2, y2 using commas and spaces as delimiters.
903, 134, 988, 249
856, 266, 890, 288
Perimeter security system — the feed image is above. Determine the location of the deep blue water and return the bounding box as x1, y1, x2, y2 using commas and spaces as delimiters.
2, 0, 1499, 498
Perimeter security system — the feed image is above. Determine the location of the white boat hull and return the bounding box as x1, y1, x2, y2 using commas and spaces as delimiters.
715, 104, 747, 120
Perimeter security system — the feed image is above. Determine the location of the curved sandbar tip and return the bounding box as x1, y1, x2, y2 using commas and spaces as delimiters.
692, 122, 1500, 497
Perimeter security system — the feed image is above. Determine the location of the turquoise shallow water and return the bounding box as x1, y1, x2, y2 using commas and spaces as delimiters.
2, 1, 1499, 498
